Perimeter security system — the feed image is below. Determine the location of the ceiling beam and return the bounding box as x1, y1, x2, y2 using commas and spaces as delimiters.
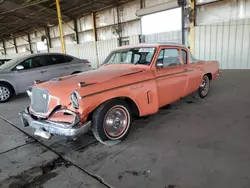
35, 2, 73, 20
0, 0, 51, 15
93, 0, 118, 6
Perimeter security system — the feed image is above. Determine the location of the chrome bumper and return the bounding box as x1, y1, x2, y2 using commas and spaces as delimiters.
19, 108, 91, 139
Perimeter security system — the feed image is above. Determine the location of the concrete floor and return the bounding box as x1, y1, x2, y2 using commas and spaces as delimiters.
0, 71, 250, 188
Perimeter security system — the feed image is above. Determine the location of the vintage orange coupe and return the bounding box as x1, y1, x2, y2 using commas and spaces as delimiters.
20, 42, 219, 144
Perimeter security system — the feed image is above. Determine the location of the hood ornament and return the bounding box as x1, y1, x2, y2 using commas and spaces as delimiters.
42, 93, 48, 99
78, 82, 97, 88
78, 82, 86, 88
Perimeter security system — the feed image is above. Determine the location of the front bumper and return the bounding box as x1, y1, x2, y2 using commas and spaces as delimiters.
19, 107, 91, 139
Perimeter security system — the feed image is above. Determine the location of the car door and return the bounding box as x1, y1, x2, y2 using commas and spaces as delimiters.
63, 55, 81, 74
180, 49, 202, 95
13, 56, 47, 93
154, 47, 189, 108
42, 54, 73, 80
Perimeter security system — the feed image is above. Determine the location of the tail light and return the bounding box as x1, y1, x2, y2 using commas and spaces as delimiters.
83, 60, 91, 68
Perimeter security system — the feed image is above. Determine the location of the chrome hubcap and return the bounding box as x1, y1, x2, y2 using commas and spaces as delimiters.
0, 86, 10, 101
200, 77, 209, 96
104, 106, 129, 138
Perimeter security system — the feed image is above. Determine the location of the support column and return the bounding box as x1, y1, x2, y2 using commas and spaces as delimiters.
189, 0, 195, 53
13, 38, 18, 54
45, 27, 52, 49
27, 34, 33, 54
116, 6, 122, 46
55, 0, 66, 54
2, 41, 6, 55
181, 3, 185, 45
74, 19, 79, 44
92, 12, 99, 68
140, 0, 145, 9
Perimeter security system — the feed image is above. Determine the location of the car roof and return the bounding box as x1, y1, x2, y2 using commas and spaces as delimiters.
115, 42, 186, 50
23, 52, 69, 58
11, 52, 74, 62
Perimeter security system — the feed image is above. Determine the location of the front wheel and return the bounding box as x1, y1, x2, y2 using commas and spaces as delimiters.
92, 99, 132, 143
0, 84, 14, 103
197, 75, 210, 98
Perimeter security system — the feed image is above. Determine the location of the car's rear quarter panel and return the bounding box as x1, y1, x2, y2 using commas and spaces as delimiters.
193, 61, 219, 79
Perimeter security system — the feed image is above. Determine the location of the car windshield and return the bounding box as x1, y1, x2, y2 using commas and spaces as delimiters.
0, 57, 19, 70
103, 47, 156, 66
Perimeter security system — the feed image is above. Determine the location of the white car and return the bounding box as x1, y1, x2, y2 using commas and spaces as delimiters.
0, 53, 92, 102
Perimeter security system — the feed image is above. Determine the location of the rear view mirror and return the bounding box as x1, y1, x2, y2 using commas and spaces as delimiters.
16, 65, 24, 70
156, 62, 164, 69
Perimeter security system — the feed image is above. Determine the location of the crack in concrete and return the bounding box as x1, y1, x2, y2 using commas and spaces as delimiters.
0, 141, 35, 156
0, 115, 113, 188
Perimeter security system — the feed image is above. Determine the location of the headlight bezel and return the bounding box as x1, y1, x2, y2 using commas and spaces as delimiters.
70, 91, 80, 109
26, 87, 33, 99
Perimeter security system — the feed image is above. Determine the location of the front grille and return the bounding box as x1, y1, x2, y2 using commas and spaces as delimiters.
31, 88, 50, 114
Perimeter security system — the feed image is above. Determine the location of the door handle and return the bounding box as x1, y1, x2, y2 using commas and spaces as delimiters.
40, 70, 47, 73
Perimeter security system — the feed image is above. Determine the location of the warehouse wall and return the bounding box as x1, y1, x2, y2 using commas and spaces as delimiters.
145, 30, 182, 43
2, 0, 250, 69
196, 0, 250, 25
195, 0, 250, 69
194, 19, 250, 69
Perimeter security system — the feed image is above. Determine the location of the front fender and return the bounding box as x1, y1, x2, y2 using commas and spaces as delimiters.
79, 79, 159, 118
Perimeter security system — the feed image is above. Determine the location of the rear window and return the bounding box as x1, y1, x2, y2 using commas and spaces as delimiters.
65, 56, 73, 62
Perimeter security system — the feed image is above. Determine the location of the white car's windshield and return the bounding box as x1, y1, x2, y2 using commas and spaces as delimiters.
0, 57, 19, 70
103, 47, 156, 66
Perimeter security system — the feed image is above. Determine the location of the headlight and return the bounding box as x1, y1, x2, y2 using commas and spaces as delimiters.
26, 87, 32, 99
70, 91, 79, 109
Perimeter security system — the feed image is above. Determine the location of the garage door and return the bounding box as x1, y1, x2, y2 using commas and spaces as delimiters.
137, 1, 182, 44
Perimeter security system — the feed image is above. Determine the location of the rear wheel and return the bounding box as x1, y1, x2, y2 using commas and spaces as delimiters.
0, 84, 14, 103
92, 99, 132, 143
197, 75, 210, 98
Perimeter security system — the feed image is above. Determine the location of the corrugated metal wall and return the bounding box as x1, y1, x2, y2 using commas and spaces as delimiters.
0, 51, 31, 59
194, 18, 250, 69
144, 30, 182, 43
77, 42, 97, 67
48, 38, 118, 68
97, 38, 119, 64
129, 35, 140, 44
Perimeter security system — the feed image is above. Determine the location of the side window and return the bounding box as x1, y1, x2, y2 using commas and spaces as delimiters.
181, 50, 187, 64
65, 55, 73, 62
157, 49, 181, 67
19, 58, 32, 70
18, 56, 45, 70
49, 55, 67, 65
132, 54, 140, 64
145, 51, 154, 62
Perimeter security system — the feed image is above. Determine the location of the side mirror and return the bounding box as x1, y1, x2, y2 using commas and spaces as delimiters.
156, 62, 164, 69
16, 65, 24, 70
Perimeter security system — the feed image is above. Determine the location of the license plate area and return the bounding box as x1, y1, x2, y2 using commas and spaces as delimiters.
34, 129, 52, 139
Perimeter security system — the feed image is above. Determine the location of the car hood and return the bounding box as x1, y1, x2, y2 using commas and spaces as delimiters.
0, 69, 10, 74
36, 65, 146, 105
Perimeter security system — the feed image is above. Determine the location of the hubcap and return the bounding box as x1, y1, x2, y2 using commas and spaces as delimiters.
200, 77, 209, 96
104, 106, 129, 138
0, 86, 10, 101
